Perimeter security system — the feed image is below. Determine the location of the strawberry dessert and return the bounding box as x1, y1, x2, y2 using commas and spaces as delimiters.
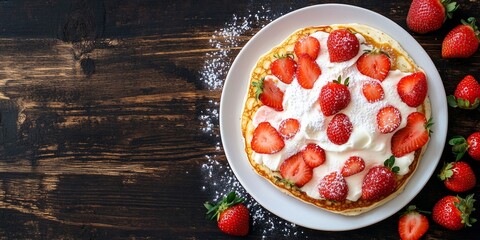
241, 24, 432, 215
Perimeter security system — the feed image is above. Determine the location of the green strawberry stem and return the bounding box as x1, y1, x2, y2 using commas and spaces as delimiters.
400, 205, 431, 217
448, 136, 468, 161
454, 194, 477, 227
438, 162, 454, 180
252, 77, 264, 100
384, 155, 399, 174
204, 191, 245, 221
447, 95, 480, 109
442, 0, 459, 19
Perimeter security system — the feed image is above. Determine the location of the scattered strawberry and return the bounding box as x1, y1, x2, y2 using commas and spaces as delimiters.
270, 54, 297, 84
406, 0, 458, 34
362, 80, 385, 102
397, 72, 428, 108
278, 118, 300, 140
327, 29, 360, 62
447, 75, 480, 109
327, 113, 353, 145
341, 156, 365, 177
252, 77, 284, 111
319, 76, 351, 116
301, 143, 326, 168
296, 55, 321, 89
398, 205, 430, 240
361, 156, 399, 201
204, 191, 250, 236
449, 132, 480, 160
391, 112, 432, 157
280, 152, 313, 187
377, 106, 402, 134
294, 36, 321, 60
356, 49, 391, 81
442, 17, 480, 58
438, 161, 476, 192
319, 171, 348, 201
251, 122, 285, 154
432, 194, 477, 230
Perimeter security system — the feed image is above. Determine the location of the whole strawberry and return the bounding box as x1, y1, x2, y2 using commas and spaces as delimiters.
204, 192, 250, 236
398, 205, 430, 240
438, 161, 476, 192
442, 17, 480, 58
407, 0, 458, 34
447, 75, 480, 109
449, 132, 480, 160
319, 76, 351, 116
432, 194, 476, 230
361, 156, 398, 201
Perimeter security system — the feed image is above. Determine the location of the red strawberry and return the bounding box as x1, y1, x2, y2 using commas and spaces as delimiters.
442, 17, 480, 58
327, 113, 353, 145
356, 49, 391, 81
294, 36, 321, 60
253, 77, 284, 111
391, 112, 432, 157
301, 143, 326, 168
438, 161, 476, 192
279, 153, 313, 187
432, 194, 476, 230
270, 55, 297, 84
278, 118, 300, 140
447, 75, 480, 109
204, 192, 249, 236
341, 156, 365, 177
251, 122, 285, 154
327, 29, 360, 62
319, 171, 348, 201
449, 132, 480, 161
398, 205, 429, 240
319, 76, 351, 116
397, 72, 428, 107
361, 156, 398, 201
362, 81, 385, 103
376, 106, 402, 134
296, 55, 321, 89
406, 0, 458, 34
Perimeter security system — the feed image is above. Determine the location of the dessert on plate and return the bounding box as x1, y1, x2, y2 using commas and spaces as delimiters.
241, 23, 432, 215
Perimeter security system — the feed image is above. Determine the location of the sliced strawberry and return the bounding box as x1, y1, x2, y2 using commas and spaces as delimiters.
279, 153, 313, 187
319, 171, 348, 202
341, 156, 365, 177
397, 72, 428, 107
391, 112, 431, 157
296, 55, 321, 89
362, 81, 385, 103
253, 77, 284, 111
327, 29, 360, 62
356, 49, 391, 81
319, 77, 351, 116
398, 206, 429, 240
294, 36, 320, 60
270, 55, 296, 84
301, 143, 326, 168
327, 113, 353, 145
377, 106, 402, 134
251, 122, 285, 154
278, 118, 300, 139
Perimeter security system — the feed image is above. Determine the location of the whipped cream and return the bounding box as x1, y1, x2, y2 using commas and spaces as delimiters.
251, 31, 418, 202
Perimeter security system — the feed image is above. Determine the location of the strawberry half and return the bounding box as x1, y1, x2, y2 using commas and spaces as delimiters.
204, 192, 250, 236
438, 161, 476, 192
253, 77, 284, 111
362, 80, 385, 103
447, 75, 480, 109
391, 112, 432, 157
301, 143, 326, 168
397, 72, 428, 108
279, 152, 313, 187
432, 194, 477, 230
251, 122, 285, 154
278, 118, 300, 140
296, 55, 321, 89
376, 106, 402, 134
270, 55, 297, 84
442, 17, 480, 58
319, 76, 351, 116
327, 113, 353, 145
398, 205, 429, 240
361, 156, 398, 201
294, 36, 320, 60
406, 0, 458, 34
449, 131, 480, 161
319, 171, 348, 202
356, 49, 391, 81
327, 29, 360, 62
341, 156, 365, 177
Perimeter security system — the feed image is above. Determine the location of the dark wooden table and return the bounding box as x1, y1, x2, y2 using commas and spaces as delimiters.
0, 0, 479, 239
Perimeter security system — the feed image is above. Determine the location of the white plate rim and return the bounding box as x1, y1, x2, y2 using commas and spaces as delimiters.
219, 3, 447, 231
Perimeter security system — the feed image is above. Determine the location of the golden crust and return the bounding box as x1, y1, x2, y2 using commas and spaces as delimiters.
241, 24, 431, 215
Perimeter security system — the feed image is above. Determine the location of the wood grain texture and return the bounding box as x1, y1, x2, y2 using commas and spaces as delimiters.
0, 0, 479, 239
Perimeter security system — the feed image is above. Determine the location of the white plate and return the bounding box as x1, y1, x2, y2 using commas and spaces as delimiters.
220, 4, 447, 231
